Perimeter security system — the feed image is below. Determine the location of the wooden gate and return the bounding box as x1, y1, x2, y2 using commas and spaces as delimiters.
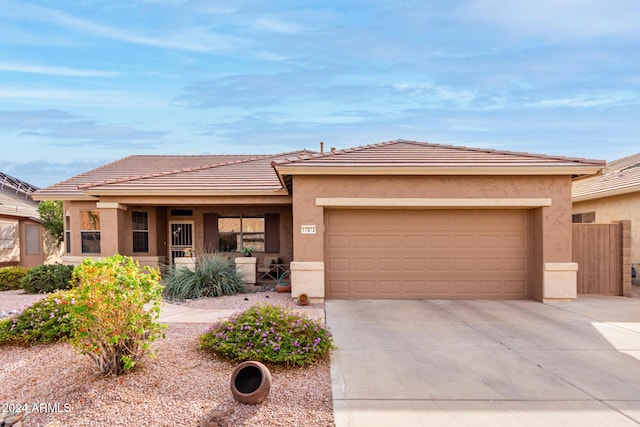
572, 223, 622, 295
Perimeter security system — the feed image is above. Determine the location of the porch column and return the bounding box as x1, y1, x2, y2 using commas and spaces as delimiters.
97, 202, 127, 257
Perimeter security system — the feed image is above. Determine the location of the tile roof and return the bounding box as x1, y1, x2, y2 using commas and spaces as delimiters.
35, 152, 311, 199
572, 152, 640, 202
0, 187, 40, 221
274, 140, 605, 169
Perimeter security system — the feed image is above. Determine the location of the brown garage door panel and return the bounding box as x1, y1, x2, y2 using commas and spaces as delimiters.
325, 209, 530, 299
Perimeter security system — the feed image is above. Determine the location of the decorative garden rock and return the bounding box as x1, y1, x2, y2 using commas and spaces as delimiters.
230, 361, 272, 405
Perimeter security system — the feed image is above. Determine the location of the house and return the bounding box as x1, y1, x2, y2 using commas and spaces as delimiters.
33, 140, 604, 302
0, 172, 45, 268
572, 153, 640, 282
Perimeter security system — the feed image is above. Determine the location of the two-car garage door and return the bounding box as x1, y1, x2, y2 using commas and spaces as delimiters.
325, 209, 530, 299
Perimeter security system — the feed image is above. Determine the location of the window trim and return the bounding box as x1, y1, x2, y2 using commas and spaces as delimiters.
0, 220, 16, 249
80, 209, 101, 254
132, 210, 149, 253
218, 215, 265, 253
25, 224, 41, 255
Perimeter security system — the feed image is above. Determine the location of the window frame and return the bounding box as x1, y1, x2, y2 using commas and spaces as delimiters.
0, 220, 16, 249
132, 210, 149, 253
80, 209, 101, 254
25, 224, 41, 255
572, 212, 596, 224
218, 215, 265, 253
64, 214, 71, 254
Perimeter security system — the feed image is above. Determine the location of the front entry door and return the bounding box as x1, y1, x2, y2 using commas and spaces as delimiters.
169, 222, 193, 264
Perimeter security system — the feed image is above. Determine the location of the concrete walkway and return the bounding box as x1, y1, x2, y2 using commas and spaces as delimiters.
327, 297, 640, 426
158, 302, 326, 324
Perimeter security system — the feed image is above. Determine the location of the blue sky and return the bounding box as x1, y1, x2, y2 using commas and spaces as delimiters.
1, 0, 639, 188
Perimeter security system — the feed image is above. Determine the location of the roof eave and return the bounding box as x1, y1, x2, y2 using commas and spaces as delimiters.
81, 188, 291, 197
572, 184, 640, 203
275, 165, 604, 177
32, 192, 98, 201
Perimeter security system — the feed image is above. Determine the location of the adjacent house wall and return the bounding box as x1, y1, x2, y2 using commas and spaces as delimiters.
0, 217, 45, 268
292, 174, 575, 301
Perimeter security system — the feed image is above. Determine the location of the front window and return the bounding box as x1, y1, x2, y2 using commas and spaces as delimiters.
65, 214, 71, 254
218, 215, 265, 252
80, 209, 100, 253
0, 221, 16, 249
132, 211, 149, 253
25, 224, 41, 255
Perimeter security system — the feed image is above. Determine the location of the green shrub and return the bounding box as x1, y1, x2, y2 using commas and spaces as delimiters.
199, 304, 335, 367
0, 291, 73, 344
0, 267, 28, 291
70, 255, 165, 375
164, 254, 244, 300
21, 264, 74, 294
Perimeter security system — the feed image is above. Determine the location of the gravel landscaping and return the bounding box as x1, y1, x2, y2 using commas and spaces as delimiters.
0, 289, 335, 426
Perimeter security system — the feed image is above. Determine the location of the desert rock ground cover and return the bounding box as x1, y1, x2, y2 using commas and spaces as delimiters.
0, 290, 334, 426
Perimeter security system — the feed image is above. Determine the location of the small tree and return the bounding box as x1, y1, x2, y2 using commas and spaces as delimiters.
38, 200, 64, 244
70, 255, 166, 375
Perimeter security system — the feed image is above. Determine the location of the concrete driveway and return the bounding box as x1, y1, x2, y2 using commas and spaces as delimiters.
326, 297, 640, 426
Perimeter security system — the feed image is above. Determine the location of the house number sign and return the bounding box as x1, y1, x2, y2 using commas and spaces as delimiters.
301, 225, 317, 234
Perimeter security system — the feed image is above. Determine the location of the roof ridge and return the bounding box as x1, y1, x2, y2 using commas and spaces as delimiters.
273, 140, 605, 167
79, 149, 314, 189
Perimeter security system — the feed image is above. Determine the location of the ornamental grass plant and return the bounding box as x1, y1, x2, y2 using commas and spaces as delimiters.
163, 253, 244, 301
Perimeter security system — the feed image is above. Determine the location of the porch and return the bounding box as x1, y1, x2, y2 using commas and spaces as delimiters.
61, 202, 294, 272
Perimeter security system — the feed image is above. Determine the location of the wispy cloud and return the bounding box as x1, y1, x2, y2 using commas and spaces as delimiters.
0, 159, 107, 188
5, 1, 245, 53
21, 120, 166, 143
0, 86, 168, 109
0, 62, 119, 77
0, 109, 76, 128
0, 108, 167, 150
251, 16, 307, 34
460, 0, 640, 40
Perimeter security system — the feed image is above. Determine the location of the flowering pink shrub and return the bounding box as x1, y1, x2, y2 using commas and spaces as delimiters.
0, 290, 73, 344
199, 304, 335, 366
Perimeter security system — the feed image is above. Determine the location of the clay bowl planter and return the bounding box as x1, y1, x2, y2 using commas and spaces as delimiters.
230, 361, 272, 405
275, 283, 291, 293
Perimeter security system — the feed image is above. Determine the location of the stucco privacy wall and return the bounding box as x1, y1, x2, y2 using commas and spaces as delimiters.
292, 175, 575, 302
573, 192, 640, 266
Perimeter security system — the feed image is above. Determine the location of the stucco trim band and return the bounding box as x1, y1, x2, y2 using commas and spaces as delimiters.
96, 202, 128, 210
315, 197, 552, 208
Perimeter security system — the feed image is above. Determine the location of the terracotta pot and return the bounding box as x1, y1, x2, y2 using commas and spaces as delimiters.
230, 361, 272, 405
275, 283, 291, 293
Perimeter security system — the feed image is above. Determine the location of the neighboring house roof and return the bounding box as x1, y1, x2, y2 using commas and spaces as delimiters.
273, 140, 604, 176
0, 172, 40, 221
572, 152, 640, 202
34, 152, 313, 200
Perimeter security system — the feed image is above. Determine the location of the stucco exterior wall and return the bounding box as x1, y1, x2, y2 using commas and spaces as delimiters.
292, 174, 574, 301
63, 200, 293, 266
573, 192, 640, 266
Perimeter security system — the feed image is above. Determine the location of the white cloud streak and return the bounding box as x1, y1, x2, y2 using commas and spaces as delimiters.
0, 62, 119, 77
